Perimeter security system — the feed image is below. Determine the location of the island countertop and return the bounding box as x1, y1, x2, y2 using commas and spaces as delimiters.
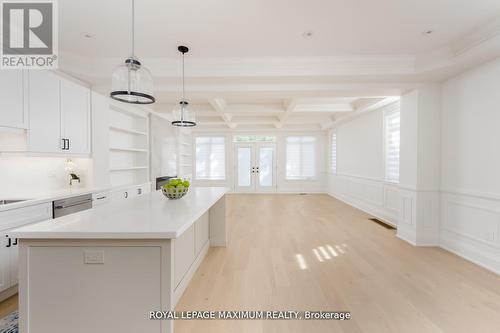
10, 187, 228, 239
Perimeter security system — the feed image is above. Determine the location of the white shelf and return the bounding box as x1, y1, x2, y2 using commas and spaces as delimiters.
110, 166, 148, 172
110, 147, 148, 153
110, 125, 147, 136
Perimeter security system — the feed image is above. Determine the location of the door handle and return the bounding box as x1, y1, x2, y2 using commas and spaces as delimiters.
6, 236, 11, 248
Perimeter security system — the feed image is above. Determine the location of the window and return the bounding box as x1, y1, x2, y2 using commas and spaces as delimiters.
331, 132, 337, 174
384, 109, 400, 183
233, 135, 276, 143
286, 136, 316, 180
195, 137, 226, 180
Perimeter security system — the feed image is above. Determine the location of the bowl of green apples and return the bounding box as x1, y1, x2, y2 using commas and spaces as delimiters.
161, 178, 190, 199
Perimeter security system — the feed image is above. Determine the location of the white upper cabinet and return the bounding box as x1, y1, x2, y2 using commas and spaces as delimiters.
28, 70, 62, 153
27, 70, 91, 154
0, 70, 27, 129
60, 78, 90, 154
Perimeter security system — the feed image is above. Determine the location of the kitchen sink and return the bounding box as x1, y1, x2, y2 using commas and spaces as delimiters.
0, 199, 28, 205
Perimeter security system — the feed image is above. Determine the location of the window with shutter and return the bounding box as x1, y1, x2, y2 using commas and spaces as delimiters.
331, 132, 337, 174
286, 136, 316, 180
384, 109, 400, 183
195, 137, 226, 180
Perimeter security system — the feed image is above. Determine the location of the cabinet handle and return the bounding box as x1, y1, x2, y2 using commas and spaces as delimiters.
124, 191, 128, 199
137, 188, 142, 195
6, 236, 11, 248
61, 139, 66, 150
12, 238, 18, 246
67, 139, 70, 150
96, 196, 106, 200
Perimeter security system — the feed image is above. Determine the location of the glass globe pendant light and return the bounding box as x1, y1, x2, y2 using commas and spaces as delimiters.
172, 46, 196, 127
110, 0, 155, 104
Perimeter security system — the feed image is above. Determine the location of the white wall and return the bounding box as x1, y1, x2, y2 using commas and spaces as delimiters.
0, 156, 92, 198
327, 102, 400, 226
191, 131, 327, 193
439, 57, 500, 274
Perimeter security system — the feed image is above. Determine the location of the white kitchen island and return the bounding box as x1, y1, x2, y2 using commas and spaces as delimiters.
11, 187, 228, 333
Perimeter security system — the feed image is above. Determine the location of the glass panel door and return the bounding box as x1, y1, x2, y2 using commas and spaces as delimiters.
234, 144, 255, 192
234, 143, 276, 193
256, 144, 276, 192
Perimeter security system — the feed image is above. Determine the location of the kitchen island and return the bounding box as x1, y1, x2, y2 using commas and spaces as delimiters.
11, 187, 228, 333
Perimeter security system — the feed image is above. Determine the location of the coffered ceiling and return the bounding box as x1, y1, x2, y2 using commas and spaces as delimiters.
57, 0, 500, 130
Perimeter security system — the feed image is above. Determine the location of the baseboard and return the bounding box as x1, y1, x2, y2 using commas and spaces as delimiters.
0, 285, 18, 303
328, 191, 398, 228
173, 240, 210, 306
440, 232, 500, 276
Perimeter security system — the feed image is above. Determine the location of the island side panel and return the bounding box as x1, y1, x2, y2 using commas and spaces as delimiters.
209, 195, 227, 247
18, 239, 175, 333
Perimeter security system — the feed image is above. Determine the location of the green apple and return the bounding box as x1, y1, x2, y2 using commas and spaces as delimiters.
182, 180, 190, 187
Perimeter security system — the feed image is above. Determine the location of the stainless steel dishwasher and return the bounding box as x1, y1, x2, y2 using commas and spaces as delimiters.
53, 194, 93, 218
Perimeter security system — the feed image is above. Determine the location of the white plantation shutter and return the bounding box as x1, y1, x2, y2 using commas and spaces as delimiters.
286, 136, 316, 180
331, 132, 337, 174
195, 137, 226, 180
385, 109, 400, 183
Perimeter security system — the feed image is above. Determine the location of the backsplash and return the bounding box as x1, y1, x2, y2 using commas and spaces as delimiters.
0, 156, 92, 197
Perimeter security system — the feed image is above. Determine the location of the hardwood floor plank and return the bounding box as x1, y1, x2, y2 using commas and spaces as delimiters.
175, 194, 500, 333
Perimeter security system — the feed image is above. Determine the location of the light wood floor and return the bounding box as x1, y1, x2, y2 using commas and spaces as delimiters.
2, 194, 500, 332
175, 194, 500, 333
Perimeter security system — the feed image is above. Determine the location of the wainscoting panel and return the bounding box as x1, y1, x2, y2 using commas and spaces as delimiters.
440, 191, 500, 274
328, 174, 400, 226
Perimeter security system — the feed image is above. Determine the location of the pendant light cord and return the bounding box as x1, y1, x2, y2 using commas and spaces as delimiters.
182, 52, 185, 101
131, 0, 135, 57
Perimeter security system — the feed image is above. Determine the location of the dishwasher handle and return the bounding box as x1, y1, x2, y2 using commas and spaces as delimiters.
54, 198, 92, 210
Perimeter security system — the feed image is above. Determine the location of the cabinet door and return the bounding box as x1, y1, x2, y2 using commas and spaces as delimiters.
60, 79, 90, 154
0, 70, 27, 129
0, 234, 12, 293
28, 70, 62, 153
9, 236, 18, 286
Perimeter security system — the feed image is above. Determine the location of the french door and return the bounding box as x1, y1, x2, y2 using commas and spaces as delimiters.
234, 143, 276, 193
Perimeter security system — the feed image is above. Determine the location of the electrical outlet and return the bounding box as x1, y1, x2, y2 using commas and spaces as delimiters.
84, 250, 105, 264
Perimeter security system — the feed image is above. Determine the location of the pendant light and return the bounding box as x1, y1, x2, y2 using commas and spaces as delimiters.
110, 0, 155, 104
172, 46, 196, 127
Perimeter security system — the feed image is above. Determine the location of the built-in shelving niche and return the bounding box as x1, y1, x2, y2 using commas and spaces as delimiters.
108, 104, 150, 188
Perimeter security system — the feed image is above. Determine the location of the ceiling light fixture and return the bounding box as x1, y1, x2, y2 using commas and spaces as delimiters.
110, 0, 155, 104
171, 46, 196, 127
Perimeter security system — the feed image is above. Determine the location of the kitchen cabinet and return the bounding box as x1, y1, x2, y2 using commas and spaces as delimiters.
28, 70, 61, 152
110, 183, 151, 202
28, 70, 90, 154
0, 202, 52, 298
61, 78, 90, 154
0, 70, 28, 129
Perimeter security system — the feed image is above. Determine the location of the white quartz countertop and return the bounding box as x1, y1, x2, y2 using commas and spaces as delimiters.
11, 187, 228, 239
0, 186, 110, 212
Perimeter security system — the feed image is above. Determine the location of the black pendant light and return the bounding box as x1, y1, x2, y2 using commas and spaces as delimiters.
110, 0, 155, 104
172, 46, 196, 127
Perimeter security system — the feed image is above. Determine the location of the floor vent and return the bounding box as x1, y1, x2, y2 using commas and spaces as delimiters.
369, 218, 396, 230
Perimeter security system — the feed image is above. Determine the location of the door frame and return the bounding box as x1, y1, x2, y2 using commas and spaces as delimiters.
233, 142, 277, 193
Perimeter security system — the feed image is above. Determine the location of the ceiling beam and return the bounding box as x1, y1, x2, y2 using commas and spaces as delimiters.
208, 98, 236, 129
